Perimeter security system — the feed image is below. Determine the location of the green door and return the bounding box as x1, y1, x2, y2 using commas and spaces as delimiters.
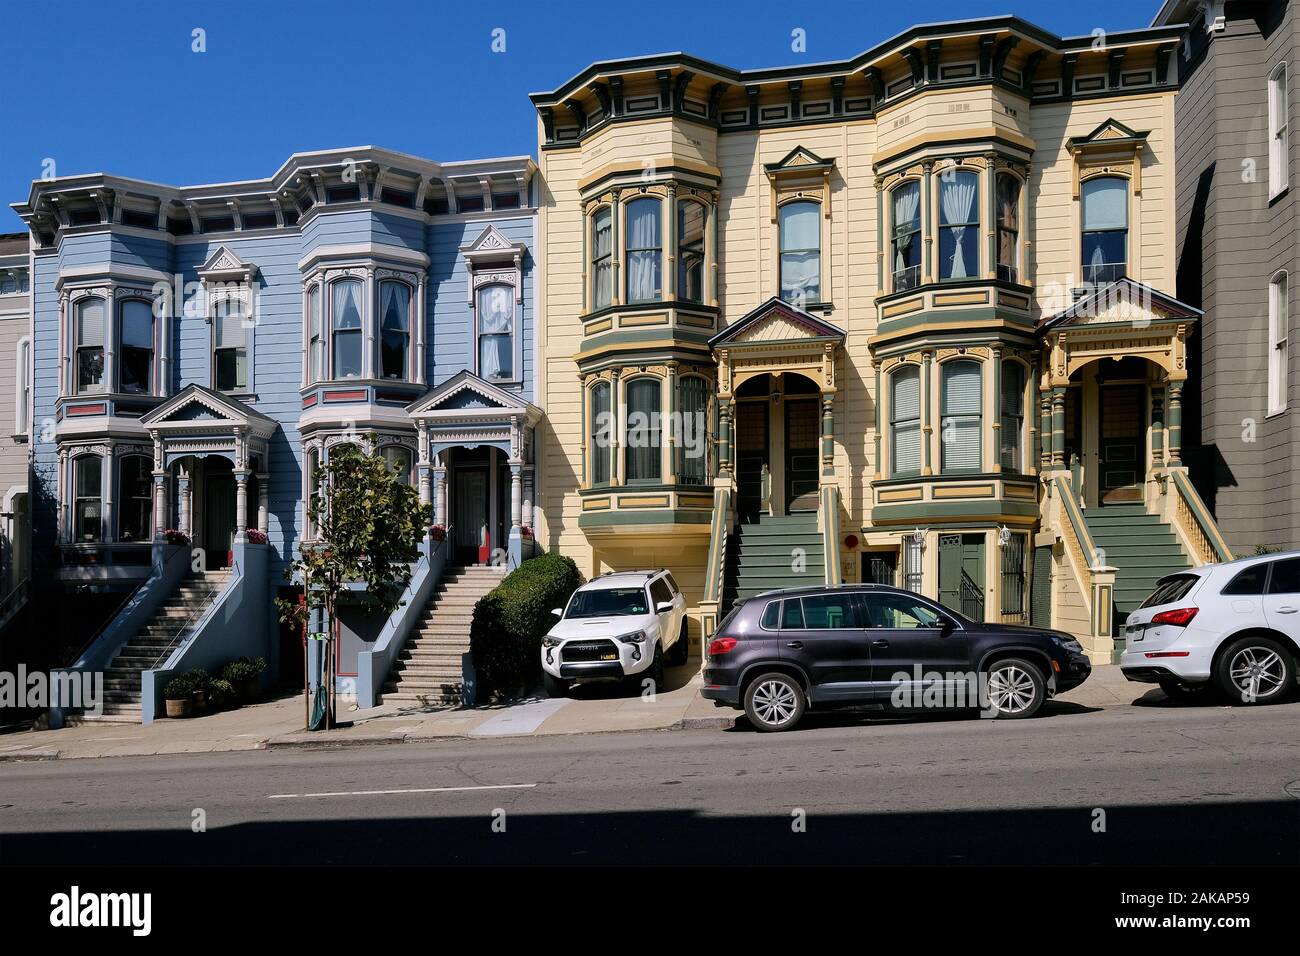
735, 400, 768, 522
784, 398, 820, 513
1030, 545, 1053, 629
939, 534, 985, 621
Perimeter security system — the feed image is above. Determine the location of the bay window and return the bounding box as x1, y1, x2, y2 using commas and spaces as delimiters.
212, 297, 248, 392
592, 207, 613, 310
624, 198, 662, 304
1081, 176, 1128, 285
941, 360, 982, 473
74, 455, 102, 542
331, 279, 363, 378
938, 170, 979, 281
891, 182, 922, 292
119, 299, 154, 394
1000, 360, 1025, 471
590, 381, 612, 485
379, 280, 411, 380
890, 366, 921, 476
996, 173, 1021, 283
476, 283, 515, 381
779, 200, 821, 305
624, 377, 661, 481
382, 446, 413, 485
118, 455, 153, 542
677, 200, 705, 304
75, 298, 105, 394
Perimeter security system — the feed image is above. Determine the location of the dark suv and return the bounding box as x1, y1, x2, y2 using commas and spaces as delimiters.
702, 584, 1092, 731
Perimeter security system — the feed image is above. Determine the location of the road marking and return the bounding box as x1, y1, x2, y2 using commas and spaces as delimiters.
269, 783, 536, 799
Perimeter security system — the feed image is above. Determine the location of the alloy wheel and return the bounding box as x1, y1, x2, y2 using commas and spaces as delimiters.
751, 679, 798, 726
1228, 646, 1287, 701
987, 665, 1037, 715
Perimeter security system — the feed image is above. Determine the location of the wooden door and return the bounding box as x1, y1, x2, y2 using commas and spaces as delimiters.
1099, 384, 1145, 504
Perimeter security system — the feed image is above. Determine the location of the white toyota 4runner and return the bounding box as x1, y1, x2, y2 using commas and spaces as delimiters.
541, 570, 689, 696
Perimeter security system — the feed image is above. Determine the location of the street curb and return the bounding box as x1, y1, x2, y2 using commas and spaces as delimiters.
265, 732, 407, 751
0, 747, 62, 761
678, 715, 736, 730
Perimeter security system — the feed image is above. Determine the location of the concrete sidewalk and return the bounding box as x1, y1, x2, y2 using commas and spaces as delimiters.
0, 664, 1147, 761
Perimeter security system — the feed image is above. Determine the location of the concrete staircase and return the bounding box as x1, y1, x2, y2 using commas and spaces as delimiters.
382, 565, 506, 707
88, 569, 231, 723
1083, 504, 1191, 628
723, 513, 824, 608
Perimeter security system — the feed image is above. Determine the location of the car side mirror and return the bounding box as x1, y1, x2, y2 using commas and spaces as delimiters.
656, 601, 673, 614
551, 608, 563, 617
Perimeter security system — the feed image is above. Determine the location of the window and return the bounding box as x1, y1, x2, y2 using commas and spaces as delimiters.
996, 173, 1021, 282
862, 592, 944, 628
1138, 573, 1201, 608
331, 279, 363, 378
119, 300, 154, 395
118, 455, 153, 542
305, 447, 320, 539
677, 375, 708, 485
1270, 63, 1289, 198
902, 535, 924, 592
591, 207, 613, 310
1269, 272, 1289, 415
677, 200, 706, 304
890, 366, 921, 475
941, 360, 982, 472
624, 198, 662, 303
73, 455, 102, 542
1000, 532, 1027, 621
590, 381, 612, 485
212, 298, 248, 392
624, 378, 661, 481
15, 337, 30, 435
650, 577, 673, 608
381, 446, 413, 485
307, 285, 323, 383
781, 598, 805, 629
760, 600, 781, 629
1222, 564, 1268, 596
75, 298, 105, 394
1267, 557, 1300, 593
565, 587, 650, 618
891, 182, 922, 291
999, 360, 1025, 471
779, 200, 820, 305
379, 281, 411, 380
1081, 176, 1128, 284
938, 170, 979, 281
476, 284, 514, 381
795, 593, 856, 629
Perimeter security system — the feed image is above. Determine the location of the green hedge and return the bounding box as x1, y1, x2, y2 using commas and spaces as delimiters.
470, 554, 583, 699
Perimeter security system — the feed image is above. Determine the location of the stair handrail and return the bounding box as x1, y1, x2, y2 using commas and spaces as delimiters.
1052, 474, 1101, 620
148, 562, 235, 671
703, 488, 730, 607
1169, 471, 1233, 565
0, 576, 30, 628
62, 574, 149, 669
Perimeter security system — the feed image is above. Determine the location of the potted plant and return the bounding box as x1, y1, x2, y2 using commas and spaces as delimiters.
163, 672, 197, 718
220, 657, 267, 704
429, 524, 447, 542
163, 529, 190, 546
246, 528, 269, 544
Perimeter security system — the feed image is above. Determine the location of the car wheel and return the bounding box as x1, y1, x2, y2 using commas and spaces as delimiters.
1158, 678, 1215, 702
542, 672, 570, 698
984, 658, 1046, 719
667, 620, 690, 666
743, 672, 806, 732
632, 643, 664, 695
1216, 636, 1294, 705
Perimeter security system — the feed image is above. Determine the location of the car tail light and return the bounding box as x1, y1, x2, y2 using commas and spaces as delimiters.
1145, 651, 1191, 658
707, 636, 738, 656
1150, 607, 1198, 627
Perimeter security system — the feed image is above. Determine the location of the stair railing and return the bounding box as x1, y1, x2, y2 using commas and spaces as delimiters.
148, 565, 234, 672
699, 487, 731, 645
1052, 473, 1098, 615
1169, 471, 1233, 565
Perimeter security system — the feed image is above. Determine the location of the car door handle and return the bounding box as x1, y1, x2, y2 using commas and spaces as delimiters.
871, 639, 890, 648
785, 641, 803, 649
1278, 606, 1299, 614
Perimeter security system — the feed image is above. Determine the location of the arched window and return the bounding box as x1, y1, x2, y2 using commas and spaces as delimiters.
890, 367, 921, 476
1269, 271, 1290, 415
1081, 176, 1128, 284
999, 360, 1025, 471
996, 173, 1022, 283
305, 447, 320, 538
75, 298, 105, 394
624, 198, 662, 303
476, 283, 515, 381
938, 169, 980, 281
379, 280, 411, 380
307, 285, 323, 383
677, 200, 706, 304
73, 454, 102, 542
941, 360, 983, 473
119, 300, 154, 394
624, 377, 661, 481
1270, 62, 1289, 198
118, 455, 153, 542
590, 381, 612, 486
212, 297, 248, 392
677, 375, 709, 485
331, 279, 363, 378
779, 200, 820, 305
891, 182, 922, 291
381, 445, 413, 485
591, 207, 613, 310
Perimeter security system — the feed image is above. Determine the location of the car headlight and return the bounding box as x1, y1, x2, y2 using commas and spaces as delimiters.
1050, 635, 1084, 655
542, 636, 562, 648
617, 630, 647, 644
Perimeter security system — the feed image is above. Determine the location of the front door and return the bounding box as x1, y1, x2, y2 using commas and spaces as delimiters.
1099, 383, 1145, 504
453, 468, 488, 566
784, 398, 820, 513
735, 400, 769, 523
204, 468, 235, 570
938, 533, 985, 621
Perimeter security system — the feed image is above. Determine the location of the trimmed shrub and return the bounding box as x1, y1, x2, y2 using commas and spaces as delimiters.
219, 657, 267, 703
470, 554, 583, 699
164, 669, 208, 701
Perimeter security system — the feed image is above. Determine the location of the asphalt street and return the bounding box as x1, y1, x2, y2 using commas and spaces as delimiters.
2, 694, 1298, 866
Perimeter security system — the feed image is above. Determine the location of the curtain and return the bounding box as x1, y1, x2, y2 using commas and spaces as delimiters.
624, 378, 661, 481
892, 184, 921, 276
591, 382, 611, 484
380, 282, 410, 379
477, 285, 514, 379
780, 202, 820, 303
332, 280, 362, 377
940, 172, 978, 279
942, 361, 982, 472
592, 209, 612, 309
625, 199, 661, 302
891, 368, 921, 474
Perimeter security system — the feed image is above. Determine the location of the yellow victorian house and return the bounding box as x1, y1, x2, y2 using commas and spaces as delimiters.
529, 15, 1231, 662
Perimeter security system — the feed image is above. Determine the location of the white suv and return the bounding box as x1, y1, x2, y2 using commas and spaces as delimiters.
1121, 550, 1300, 704
541, 570, 689, 696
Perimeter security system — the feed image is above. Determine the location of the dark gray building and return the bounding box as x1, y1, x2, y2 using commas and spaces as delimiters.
1158, 0, 1300, 553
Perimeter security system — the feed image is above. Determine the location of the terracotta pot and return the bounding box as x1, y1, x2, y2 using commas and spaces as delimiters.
165, 697, 192, 719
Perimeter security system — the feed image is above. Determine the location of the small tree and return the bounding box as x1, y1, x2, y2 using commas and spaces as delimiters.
278, 443, 431, 727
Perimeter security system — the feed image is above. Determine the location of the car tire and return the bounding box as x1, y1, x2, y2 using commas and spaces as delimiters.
743, 672, 806, 732
542, 672, 570, 698
667, 620, 690, 666
984, 658, 1046, 719
1216, 636, 1294, 705
1158, 678, 1215, 702
649, 643, 665, 692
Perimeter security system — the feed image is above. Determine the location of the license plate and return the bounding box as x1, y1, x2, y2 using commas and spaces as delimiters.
600, 653, 617, 661
1127, 624, 1146, 642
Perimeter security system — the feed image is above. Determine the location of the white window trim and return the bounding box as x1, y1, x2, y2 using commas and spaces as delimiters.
1269, 62, 1290, 200
208, 288, 255, 395
1269, 271, 1290, 416
14, 335, 30, 438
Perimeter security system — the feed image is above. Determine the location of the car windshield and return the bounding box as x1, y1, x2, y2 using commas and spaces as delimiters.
566, 587, 649, 618
1139, 573, 1201, 609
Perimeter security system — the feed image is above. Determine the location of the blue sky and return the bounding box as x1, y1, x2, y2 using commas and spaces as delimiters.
0, 0, 1163, 230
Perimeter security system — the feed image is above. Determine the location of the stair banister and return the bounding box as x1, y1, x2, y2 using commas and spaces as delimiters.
1168, 471, 1233, 565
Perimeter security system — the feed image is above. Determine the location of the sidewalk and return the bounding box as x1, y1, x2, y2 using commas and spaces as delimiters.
0, 664, 1144, 761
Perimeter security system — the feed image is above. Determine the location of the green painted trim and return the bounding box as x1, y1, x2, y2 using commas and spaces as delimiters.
579, 510, 714, 529
1053, 474, 1099, 566
871, 499, 1039, 522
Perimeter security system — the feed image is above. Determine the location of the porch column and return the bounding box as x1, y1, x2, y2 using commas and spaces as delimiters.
434, 459, 448, 529
178, 470, 192, 537
820, 389, 836, 477
1039, 388, 1052, 470
417, 421, 431, 507
153, 474, 167, 539
1167, 381, 1183, 466
510, 463, 522, 528
522, 466, 535, 529
234, 470, 249, 541
718, 397, 733, 478
1051, 387, 1067, 468
257, 472, 269, 534
1151, 392, 1165, 466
